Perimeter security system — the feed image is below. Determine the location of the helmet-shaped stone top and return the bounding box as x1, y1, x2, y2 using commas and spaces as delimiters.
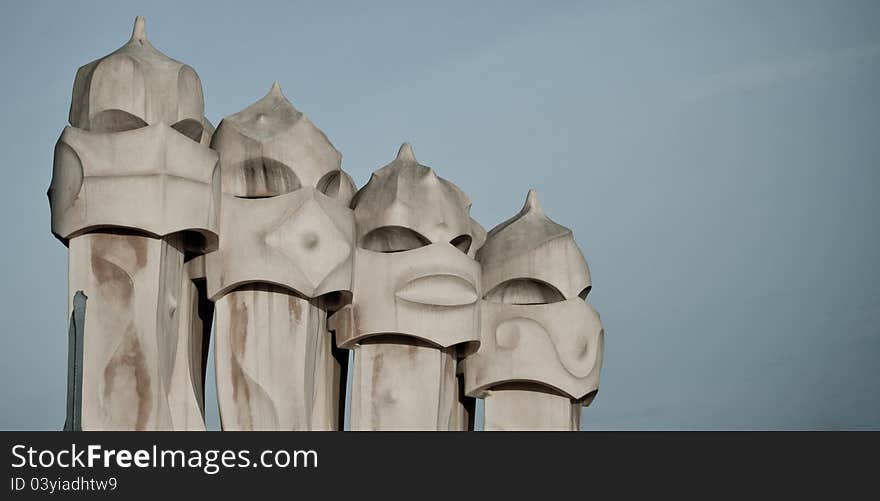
479, 190, 591, 302
68, 16, 205, 137
353, 143, 478, 253
210, 82, 348, 200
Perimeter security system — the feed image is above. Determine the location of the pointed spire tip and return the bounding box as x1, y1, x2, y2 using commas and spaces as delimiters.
397, 142, 416, 162
524, 189, 542, 212
131, 16, 147, 43
269, 81, 283, 95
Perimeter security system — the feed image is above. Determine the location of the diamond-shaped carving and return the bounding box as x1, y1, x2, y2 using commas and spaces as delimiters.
265, 196, 351, 291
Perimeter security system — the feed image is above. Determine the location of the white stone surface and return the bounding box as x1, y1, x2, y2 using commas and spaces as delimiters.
347, 339, 460, 431
482, 386, 582, 431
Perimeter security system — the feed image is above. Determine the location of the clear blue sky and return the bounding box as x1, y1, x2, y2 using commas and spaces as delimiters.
1, 0, 879, 430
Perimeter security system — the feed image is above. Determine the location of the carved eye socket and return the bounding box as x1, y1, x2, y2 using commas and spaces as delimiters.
484, 278, 565, 305
450, 234, 472, 254
171, 118, 204, 143
228, 157, 301, 198
90, 109, 148, 133
579, 286, 591, 300
317, 171, 356, 201
361, 226, 430, 253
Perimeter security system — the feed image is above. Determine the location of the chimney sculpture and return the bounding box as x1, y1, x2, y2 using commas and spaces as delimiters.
48, 17, 220, 430
329, 144, 484, 430
461, 191, 604, 430
206, 83, 355, 430
50, 18, 605, 432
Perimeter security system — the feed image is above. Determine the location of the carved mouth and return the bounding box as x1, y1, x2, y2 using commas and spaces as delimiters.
395, 274, 477, 306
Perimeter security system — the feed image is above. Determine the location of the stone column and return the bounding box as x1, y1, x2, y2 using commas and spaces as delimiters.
167, 255, 215, 430
331, 143, 484, 430
206, 83, 355, 430
461, 190, 604, 431
48, 17, 220, 430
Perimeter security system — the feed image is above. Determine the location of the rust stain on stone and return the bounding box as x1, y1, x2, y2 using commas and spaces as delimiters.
89, 234, 151, 304
229, 297, 248, 357
103, 326, 152, 430
370, 349, 399, 411
227, 296, 252, 427
288, 294, 302, 322
371, 349, 384, 387
90, 235, 136, 305
90, 255, 134, 304
127, 236, 148, 269
90, 234, 148, 272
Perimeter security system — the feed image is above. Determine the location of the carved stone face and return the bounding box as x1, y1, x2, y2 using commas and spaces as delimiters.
205, 83, 356, 300
462, 190, 604, 401
333, 143, 484, 350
